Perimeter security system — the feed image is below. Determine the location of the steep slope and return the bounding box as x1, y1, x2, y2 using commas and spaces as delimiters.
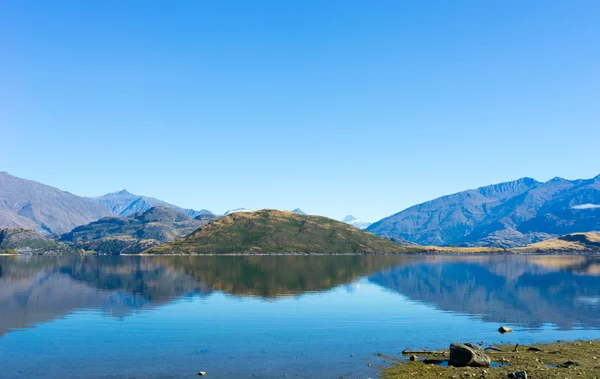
144, 209, 406, 254
87, 189, 212, 218
0, 172, 112, 235
368, 175, 600, 247
0, 228, 74, 254
59, 206, 216, 254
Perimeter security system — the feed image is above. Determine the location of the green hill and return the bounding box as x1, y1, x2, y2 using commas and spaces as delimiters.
143, 209, 407, 254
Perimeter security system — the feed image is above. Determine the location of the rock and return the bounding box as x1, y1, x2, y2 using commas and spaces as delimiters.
423, 359, 444, 365
449, 343, 491, 367
498, 326, 513, 334
557, 360, 580, 368
409, 355, 418, 361
507, 371, 527, 379
197, 372, 206, 376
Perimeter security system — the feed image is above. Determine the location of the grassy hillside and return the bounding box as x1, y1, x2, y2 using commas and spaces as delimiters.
514, 232, 600, 253
144, 209, 408, 254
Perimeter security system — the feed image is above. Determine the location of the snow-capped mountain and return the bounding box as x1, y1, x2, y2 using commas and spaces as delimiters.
223, 208, 253, 216
341, 215, 372, 229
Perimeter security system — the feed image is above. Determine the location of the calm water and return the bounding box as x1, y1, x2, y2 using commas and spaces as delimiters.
1, 254, 599, 378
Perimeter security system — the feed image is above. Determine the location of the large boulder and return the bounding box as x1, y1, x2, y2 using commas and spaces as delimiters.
449, 343, 491, 367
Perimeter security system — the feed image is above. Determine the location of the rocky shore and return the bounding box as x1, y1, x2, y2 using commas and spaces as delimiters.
381, 339, 600, 378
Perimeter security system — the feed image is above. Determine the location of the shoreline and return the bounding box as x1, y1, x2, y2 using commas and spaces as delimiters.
2, 250, 600, 256
381, 339, 600, 379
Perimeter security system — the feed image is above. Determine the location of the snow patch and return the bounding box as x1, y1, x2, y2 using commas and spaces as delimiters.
571, 204, 600, 210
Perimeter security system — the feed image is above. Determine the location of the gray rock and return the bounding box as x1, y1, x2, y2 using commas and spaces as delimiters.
507, 371, 527, 379
498, 326, 513, 334
557, 360, 580, 368
449, 343, 491, 367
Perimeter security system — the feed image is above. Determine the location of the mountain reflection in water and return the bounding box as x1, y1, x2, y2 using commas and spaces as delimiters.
369, 255, 600, 329
0, 254, 599, 337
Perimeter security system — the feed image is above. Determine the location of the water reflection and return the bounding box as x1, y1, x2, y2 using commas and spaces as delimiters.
369, 255, 600, 329
1, 254, 599, 337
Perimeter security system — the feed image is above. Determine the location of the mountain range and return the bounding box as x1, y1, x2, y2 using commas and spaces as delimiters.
367, 175, 600, 247
2, 171, 600, 249
86, 189, 212, 218
0, 172, 212, 235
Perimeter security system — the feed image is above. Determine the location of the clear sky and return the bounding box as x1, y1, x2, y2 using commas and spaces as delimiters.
2, 0, 599, 220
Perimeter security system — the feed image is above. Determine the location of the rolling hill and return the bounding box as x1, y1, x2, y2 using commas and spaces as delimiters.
143, 209, 406, 254
367, 175, 600, 247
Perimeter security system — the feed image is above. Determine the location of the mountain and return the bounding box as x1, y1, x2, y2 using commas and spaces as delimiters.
87, 189, 212, 218
59, 206, 217, 255
0, 172, 112, 235
292, 208, 307, 215
515, 232, 600, 253
0, 227, 74, 255
341, 215, 372, 229
143, 209, 406, 254
367, 175, 600, 247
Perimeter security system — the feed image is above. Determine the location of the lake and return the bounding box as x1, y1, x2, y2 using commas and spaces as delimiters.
1, 254, 599, 378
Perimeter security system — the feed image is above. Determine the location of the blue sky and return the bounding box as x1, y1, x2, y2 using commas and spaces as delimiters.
2, 0, 599, 220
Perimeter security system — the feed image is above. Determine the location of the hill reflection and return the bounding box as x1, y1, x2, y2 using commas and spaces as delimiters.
0, 255, 409, 336
1, 254, 599, 337
369, 255, 600, 329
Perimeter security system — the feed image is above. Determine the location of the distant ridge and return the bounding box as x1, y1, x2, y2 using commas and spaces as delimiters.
0, 172, 112, 235
292, 208, 307, 215
87, 189, 213, 218
368, 175, 600, 247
